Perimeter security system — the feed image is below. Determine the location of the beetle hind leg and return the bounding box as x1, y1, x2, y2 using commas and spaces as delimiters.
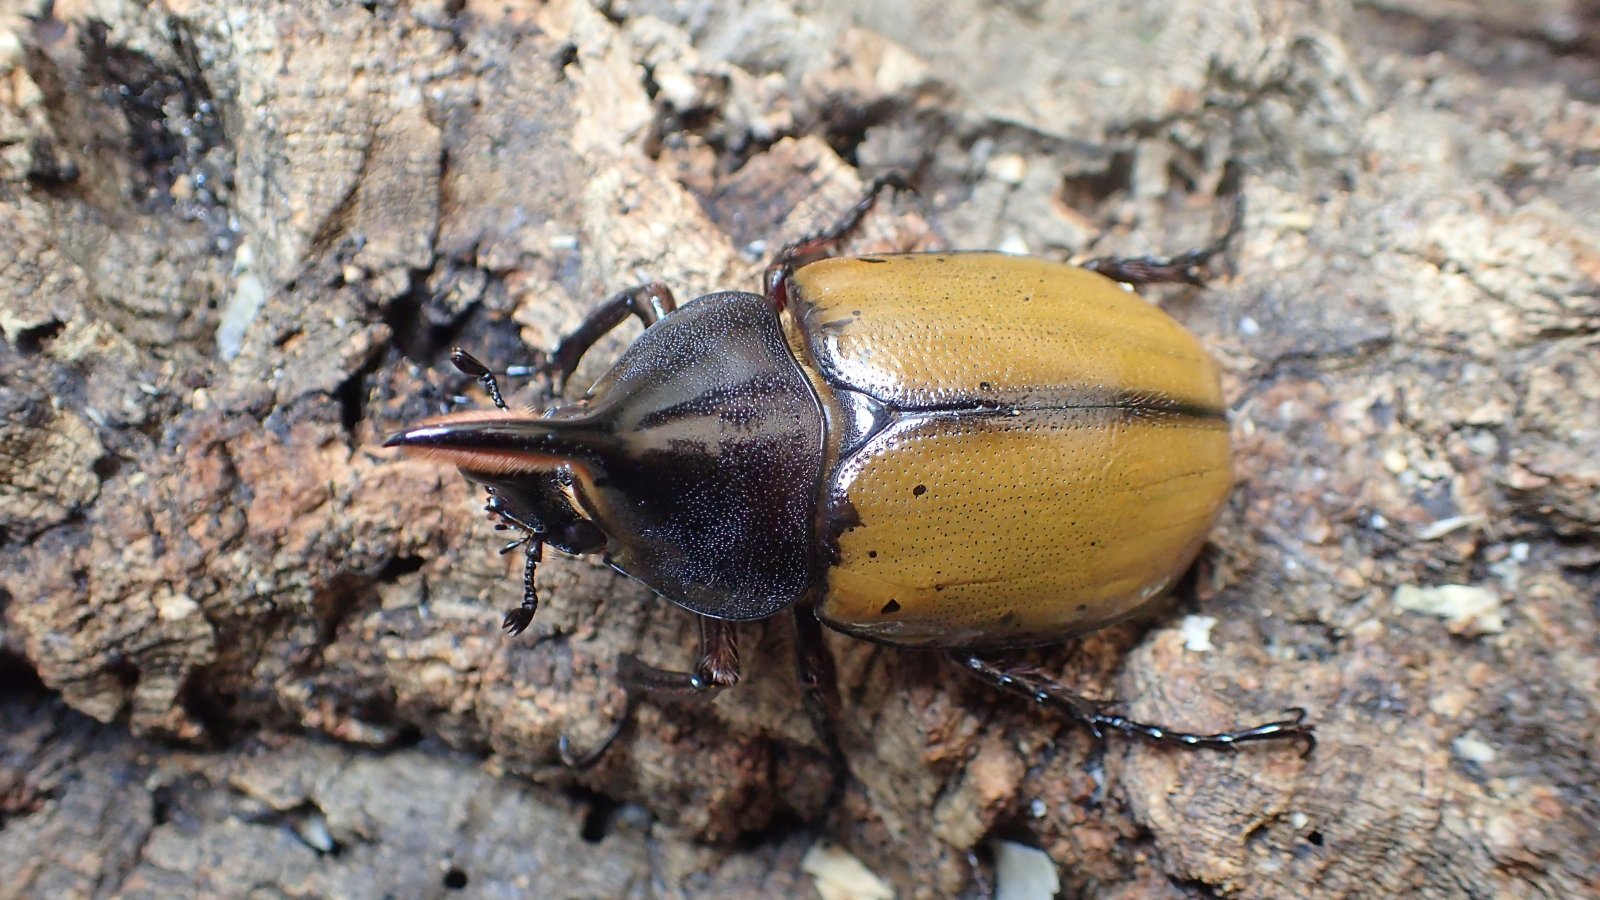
953, 653, 1315, 755
1080, 194, 1245, 287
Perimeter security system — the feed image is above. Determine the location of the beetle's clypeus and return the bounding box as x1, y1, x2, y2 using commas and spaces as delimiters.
387, 176, 1313, 764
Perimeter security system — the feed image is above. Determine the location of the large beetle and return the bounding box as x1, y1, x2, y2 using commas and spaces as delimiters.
387, 177, 1312, 763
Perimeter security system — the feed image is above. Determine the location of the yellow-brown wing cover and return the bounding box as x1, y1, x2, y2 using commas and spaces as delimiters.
787, 254, 1231, 649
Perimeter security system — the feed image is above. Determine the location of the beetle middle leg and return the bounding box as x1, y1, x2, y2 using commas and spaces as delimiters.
952, 653, 1315, 755
1080, 194, 1245, 286
557, 617, 740, 768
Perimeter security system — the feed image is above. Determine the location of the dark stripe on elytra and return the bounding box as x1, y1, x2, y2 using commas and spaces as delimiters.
851, 387, 1226, 424
1106, 390, 1228, 423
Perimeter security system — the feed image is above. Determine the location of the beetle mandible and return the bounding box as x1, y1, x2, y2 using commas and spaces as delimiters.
386, 176, 1313, 764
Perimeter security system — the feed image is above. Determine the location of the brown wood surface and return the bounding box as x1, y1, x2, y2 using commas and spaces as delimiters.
3, 1, 1597, 897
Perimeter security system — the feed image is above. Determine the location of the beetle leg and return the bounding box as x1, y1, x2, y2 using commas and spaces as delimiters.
616, 616, 741, 695
556, 618, 740, 768
557, 696, 638, 769
952, 653, 1316, 755
764, 172, 910, 309
792, 600, 844, 764
533, 281, 678, 394
792, 601, 850, 815
1080, 194, 1245, 287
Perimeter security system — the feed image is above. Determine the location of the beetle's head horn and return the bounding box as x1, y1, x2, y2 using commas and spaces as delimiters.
383, 409, 616, 478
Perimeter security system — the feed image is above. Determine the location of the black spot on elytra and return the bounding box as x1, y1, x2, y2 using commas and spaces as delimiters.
912, 484, 927, 497
881, 599, 901, 614
867, 550, 878, 558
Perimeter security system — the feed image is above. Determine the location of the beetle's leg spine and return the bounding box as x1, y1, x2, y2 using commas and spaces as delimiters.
1081, 193, 1246, 287
953, 653, 1315, 755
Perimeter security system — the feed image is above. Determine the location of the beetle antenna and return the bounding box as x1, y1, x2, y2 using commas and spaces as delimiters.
451, 347, 509, 411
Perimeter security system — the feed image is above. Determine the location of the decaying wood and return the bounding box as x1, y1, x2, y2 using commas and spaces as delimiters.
2, 0, 1597, 896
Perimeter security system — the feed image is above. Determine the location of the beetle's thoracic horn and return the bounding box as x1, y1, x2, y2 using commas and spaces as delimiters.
384, 412, 615, 477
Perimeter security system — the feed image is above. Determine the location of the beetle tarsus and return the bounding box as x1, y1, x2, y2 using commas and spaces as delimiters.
953, 652, 1315, 754
557, 695, 637, 769
501, 538, 543, 636
482, 489, 546, 636
1081, 194, 1245, 287
1083, 703, 1316, 754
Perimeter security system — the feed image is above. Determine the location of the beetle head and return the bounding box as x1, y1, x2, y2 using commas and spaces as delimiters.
384, 406, 612, 556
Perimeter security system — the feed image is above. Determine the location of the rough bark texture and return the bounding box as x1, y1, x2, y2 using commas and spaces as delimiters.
3, 0, 1598, 897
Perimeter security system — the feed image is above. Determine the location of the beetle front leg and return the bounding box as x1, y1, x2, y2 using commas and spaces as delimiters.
793, 601, 844, 764
764, 172, 909, 309
792, 601, 850, 816
618, 616, 741, 695
952, 653, 1315, 755
556, 617, 740, 768
534, 281, 678, 393
1080, 194, 1244, 286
